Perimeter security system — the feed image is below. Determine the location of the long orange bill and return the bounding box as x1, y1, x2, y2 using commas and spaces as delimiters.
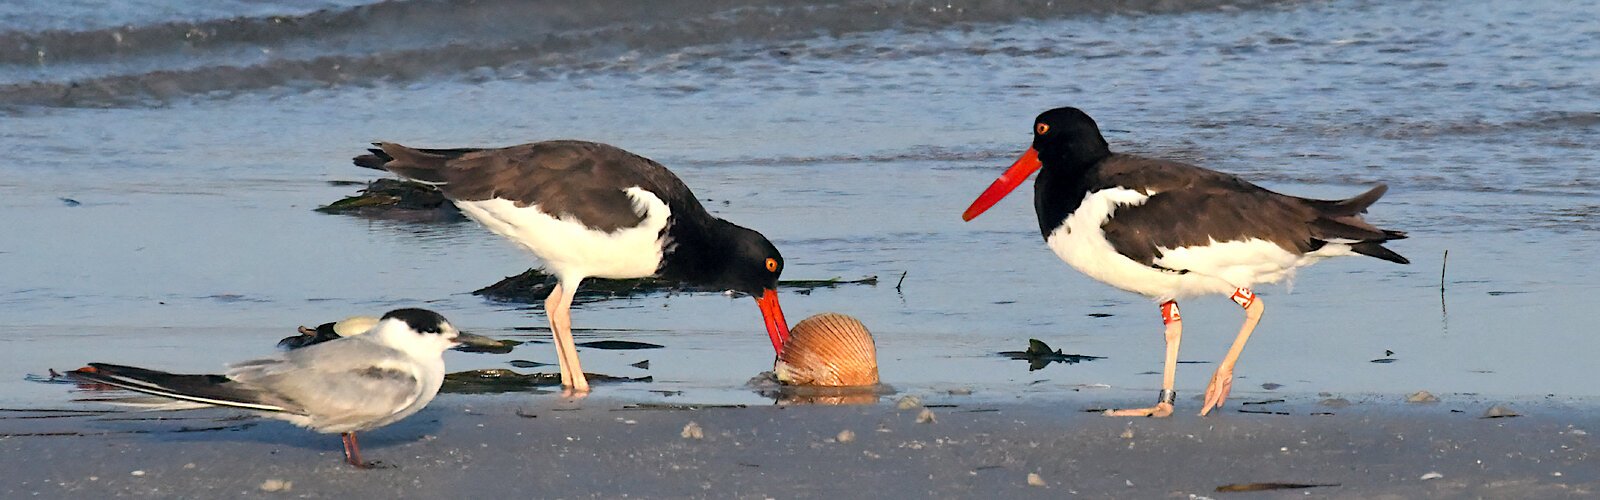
755, 288, 791, 355
961, 147, 1042, 221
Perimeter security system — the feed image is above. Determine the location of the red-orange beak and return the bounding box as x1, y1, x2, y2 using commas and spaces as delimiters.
755, 288, 791, 355
961, 147, 1042, 221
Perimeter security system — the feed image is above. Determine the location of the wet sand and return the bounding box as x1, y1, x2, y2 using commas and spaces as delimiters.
3, 394, 1594, 498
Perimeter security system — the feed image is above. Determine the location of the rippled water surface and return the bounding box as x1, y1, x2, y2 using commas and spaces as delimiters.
2, 0, 1597, 407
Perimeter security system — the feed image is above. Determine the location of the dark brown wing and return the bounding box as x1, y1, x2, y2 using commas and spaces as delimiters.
1092, 154, 1406, 266
371, 140, 702, 232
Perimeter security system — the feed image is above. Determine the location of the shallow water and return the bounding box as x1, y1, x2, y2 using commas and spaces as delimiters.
2, 0, 1597, 407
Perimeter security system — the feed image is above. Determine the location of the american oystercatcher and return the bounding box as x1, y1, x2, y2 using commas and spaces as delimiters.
70, 308, 494, 468
355, 140, 790, 394
962, 107, 1407, 417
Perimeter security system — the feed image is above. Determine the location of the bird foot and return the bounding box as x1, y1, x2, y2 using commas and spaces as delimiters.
1200, 367, 1234, 416
562, 385, 591, 399
1103, 402, 1173, 418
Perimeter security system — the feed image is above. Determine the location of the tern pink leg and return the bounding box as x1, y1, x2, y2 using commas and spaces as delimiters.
1200, 288, 1264, 416
544, 281, 590, 395
342, 432, 373, 468
1105, 301, 1183, 418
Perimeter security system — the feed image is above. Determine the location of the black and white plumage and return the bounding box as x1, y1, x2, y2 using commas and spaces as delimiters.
354, 140, 791, 394
70, 308, 488, 468
963, 107, 1406, 417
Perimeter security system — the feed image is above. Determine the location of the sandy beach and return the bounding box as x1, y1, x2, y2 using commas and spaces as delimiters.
5, 0, 1598, 497
4, 393, 1595, 498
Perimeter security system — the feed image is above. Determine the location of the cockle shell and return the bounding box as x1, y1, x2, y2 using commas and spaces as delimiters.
775, 313, 879, 387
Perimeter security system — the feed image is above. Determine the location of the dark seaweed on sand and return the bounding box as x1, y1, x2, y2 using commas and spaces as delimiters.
473, 268, 877, 304
1215, 483, 1338, 492
577, 340, 662, 350
315, 178, 461, 220
997, 339, 1105, 371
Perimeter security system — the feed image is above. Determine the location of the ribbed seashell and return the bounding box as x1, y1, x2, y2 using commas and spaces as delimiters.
775, 313, 879, 387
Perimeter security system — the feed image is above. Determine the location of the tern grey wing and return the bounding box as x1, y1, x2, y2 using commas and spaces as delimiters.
71, 363, 302, 413
227, 338, 427, 433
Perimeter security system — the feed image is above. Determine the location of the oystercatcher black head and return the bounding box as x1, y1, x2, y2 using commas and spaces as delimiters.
713, 224, 784, 295
658, 218, 789, 354
1031, 107, 1111, 167
963, 107, 1110, 222
962, 107, 1407, 418
355, 140, 792, 393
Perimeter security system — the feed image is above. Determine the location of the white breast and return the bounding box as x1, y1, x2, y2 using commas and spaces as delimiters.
455, 187, 672, 280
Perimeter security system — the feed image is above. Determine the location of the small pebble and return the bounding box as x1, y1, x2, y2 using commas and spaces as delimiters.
1119, 427, 1135, 439
1406, 390, 1440, 403
1420, 471, 1443, 481
947, 388, 973, 396
1027, 472, 1046, 487
1568, 429, 1588, 436
130, 470, 145, 477
681, 421, 704, 440
182, 463, 195, 469
1483, 404, 1520, 418
916, 408, 937, 424
896, 396, 922, 410
1260, 383, 1283, 390
836, 430, 856, 443
259, 479, 292, 493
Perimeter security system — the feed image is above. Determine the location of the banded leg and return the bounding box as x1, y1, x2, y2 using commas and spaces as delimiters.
1200, 288, 1264, 416
1105, 301, 1183, 418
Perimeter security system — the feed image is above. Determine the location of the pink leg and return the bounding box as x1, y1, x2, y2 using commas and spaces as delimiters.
1105, 301, 1182, 418
1200, 288, 1265, 416
342, 432, 373, 468
545, 280, 589, 395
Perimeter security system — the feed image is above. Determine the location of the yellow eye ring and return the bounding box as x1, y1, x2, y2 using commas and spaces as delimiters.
1035, 123, 1050, 135
764, 258, 778, 272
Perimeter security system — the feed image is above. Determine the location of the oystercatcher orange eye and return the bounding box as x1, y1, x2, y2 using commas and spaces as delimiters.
1035, 123, 1050, 135
765, 258, 778, 272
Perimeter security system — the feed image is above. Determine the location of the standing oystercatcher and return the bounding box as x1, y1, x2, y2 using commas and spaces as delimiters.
355, 140, 790, 395
962, 107, 1407, 417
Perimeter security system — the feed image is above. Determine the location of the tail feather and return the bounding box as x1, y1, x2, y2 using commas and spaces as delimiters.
351, 142, 482, 177
1301, 184, 1408, 264
1304, 184, 1388, 216
352, 145, 392, 171
1350, 242, 1409, 264
69, 363, 294, 414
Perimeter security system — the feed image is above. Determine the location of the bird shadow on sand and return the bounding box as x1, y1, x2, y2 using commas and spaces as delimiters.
47, 406, 447, 455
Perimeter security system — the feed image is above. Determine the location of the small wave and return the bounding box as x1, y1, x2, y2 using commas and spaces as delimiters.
1370, 111, 1600, 140
0, 0, 1289, 110
683, 146, 1018, 167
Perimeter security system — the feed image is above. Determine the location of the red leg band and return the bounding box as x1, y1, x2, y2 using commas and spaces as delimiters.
1231, 288, 1256, 309
1160, 301, 1181, 324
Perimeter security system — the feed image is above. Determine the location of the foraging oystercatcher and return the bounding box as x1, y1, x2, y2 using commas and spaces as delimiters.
355, 140, 790, 394
962, 107, 1407, 417
71, 309, 494, 468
